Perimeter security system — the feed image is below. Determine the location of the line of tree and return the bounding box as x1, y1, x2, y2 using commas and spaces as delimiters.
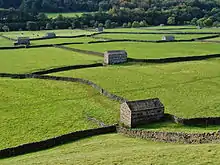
1, 0, 220, 31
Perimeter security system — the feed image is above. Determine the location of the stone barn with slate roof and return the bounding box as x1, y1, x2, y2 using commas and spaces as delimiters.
120, 98, 164, 128
44, 32, 56, 38
104, 50, 127, 65
162, 35, 175, 41
14, 37, 30, 46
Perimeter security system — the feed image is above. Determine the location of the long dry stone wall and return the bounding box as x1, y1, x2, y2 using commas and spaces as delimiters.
0, 125, 117, 159
118, 127, 220, 144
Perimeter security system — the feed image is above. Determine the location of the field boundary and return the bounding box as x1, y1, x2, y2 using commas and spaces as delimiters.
30, 63, 103, 75
0, 125, 117, 159
0, 73, 127, 103
118, 127, 220, 144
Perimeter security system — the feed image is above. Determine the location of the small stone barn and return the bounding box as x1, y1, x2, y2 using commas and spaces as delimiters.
96, 27, 104, 32
104, 50, 127, 65
162, 35, 175, 41
120, 98, 164, 128
14, 37, 30, 46
44, 32, 56, 38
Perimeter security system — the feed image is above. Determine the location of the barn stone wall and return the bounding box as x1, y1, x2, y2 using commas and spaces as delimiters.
104, 51, 127, 65
131, 108, 164, 127
120, 103, 131, 127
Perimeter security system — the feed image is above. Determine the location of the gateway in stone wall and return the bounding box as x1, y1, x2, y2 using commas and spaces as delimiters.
104, 50, 127, 65
120, 98, 164, 128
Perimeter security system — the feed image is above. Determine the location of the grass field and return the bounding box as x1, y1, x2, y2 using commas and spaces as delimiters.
31, 37, 98, 45
0, 78, 119, 150
2, 29, 92, 39
138, 122, 220, 133
45, 12, 86, 18
68, 42, 220, 59
1, 134, 220, 165
0, 48, 102, 73
53, 59, 220, 118
96, 33, 210, 40
0, 37, 13, 47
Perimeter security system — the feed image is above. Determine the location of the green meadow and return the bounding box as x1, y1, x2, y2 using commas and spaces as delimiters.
45, 12, 86, 18
0, 78, 119, 150
0, 48, 102, 73
2, 29, 92, 39
68, 42, 220, 59
96, 33, 211, 40
1, 134, 220, 165
53, 59, 220, 118
0, 27, 220, 164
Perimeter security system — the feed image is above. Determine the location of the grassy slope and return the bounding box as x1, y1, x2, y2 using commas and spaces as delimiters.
0, 37, 13, 47
1, 134, 220, 165
0, 78, 119, 150
68, 42, 220, 59
97, 33, 210, 40
53, 59, 220, 118
0, 48, 102, 73
2, 29, 92, 39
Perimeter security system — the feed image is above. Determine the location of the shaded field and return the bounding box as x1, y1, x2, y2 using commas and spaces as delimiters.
1, 29, 92, 39
53, 59, 220, 118
0, 78, 119, 150
138, 121, 220, 133
96, 33, 211, 40
0, 48, 102, 73
1, 134, 220, 165
67, 42, 220, 59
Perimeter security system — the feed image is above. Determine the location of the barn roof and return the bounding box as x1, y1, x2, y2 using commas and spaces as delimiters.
125, 98, 164, 112
105, 50, 127, 55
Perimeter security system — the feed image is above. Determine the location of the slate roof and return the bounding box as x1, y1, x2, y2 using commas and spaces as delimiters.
125, 98, 164, 112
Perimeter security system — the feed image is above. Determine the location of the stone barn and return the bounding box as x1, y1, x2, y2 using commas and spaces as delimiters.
162, 35, 175, 41
120, 98, 164, 128
104, 50, 127, 65
14, 37, 30, 46
44, 32, 56, 38
96, 27, 104, 32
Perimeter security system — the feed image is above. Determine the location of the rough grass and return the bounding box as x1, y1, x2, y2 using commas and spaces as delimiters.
1, 134, 220, 165
138, 122, 220, 133
0, 78, 119, 150
53, 59, 220, 118
2, 29, 92, 39
0, 47, 102, 73
68, 42, 220, 59
96, 33, 210, 40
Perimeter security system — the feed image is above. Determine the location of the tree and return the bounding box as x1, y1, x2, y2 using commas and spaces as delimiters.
127, 22, 132, 28
98, 23, 104, 27
37, 13, 48, 21
203, 18, 213, 27
191, 18, 198, 25
105, 20, 112, 28
122, 23, 128, 28
167, 17, 176, 25
26, 21, 38, 30
140, 20, 148, 27
0, 0, 4, 8
46, 22, 53, 30
132, 21, 140, 28
2, 25, 9, 32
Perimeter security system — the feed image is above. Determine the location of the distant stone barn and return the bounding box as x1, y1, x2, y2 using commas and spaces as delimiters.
104, 50, 127, 65
44, 32, 56, 38
96, 27, 104, 32
162, 35, 175, 41
120, 98, 164, 128
14, 37, 30, 46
